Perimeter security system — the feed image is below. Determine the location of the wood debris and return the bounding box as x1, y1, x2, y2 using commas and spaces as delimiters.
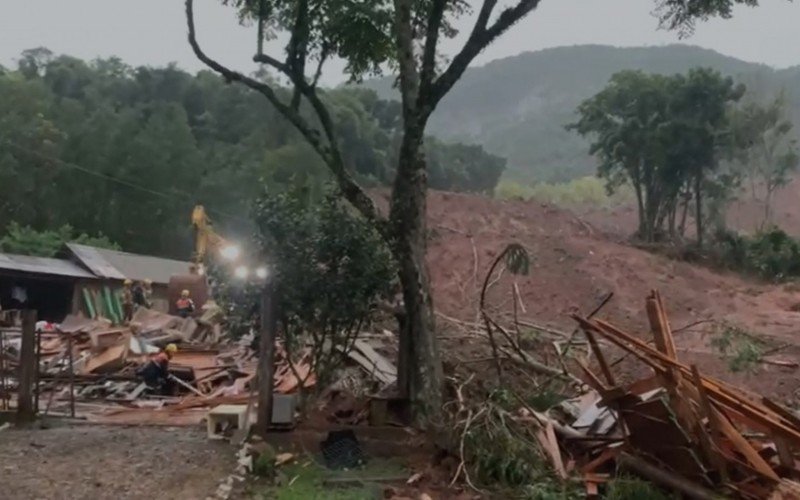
561, 289, 800, 499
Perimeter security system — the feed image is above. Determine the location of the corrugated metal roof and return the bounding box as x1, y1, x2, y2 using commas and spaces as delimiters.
0, 252, 96, 279
66, 243, 190, 285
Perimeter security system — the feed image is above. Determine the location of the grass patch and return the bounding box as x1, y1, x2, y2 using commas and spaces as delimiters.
261, 456, 406, 500
605, 475, 676, 500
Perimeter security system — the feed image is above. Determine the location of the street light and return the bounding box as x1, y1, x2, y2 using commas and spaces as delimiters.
220, 244, 241, 261
255, 266, 268, 280
233, 265, 249, 279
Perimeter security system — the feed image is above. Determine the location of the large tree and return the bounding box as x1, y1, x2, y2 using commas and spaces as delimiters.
185, 0, 770, 421
570, 68, 744, 244
729, 93, 799, 227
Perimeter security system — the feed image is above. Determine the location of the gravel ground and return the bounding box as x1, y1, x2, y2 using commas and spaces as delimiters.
0, 424, 237, 500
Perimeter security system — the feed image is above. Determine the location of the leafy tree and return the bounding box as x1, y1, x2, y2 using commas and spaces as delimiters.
729, 93, 799, 226
188, 0, 771, 420
0, 51, 500, 265
253, 187, 395, 391
0, 222, 118, 257
569, 68, 744, 244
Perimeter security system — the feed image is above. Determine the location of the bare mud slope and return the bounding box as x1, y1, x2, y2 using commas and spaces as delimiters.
421, 191, 800, 401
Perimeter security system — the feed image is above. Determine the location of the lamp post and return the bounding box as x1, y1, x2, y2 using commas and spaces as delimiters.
215, 243, 276, 436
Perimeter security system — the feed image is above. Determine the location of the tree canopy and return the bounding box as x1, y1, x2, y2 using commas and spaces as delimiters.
569, 68, 745, 243
0, 50, 504, 259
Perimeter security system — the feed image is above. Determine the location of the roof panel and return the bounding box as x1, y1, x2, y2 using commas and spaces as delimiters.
66, 243, 190, 285
0, 252, 96, 279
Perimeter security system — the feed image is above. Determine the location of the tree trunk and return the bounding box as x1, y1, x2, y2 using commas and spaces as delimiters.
763, 185, 773, 229
255, 280, 277, 436
695, 172, 703, 248
679, 191, 690, 238
633, 179, 645, 238
389, 128, 443, 426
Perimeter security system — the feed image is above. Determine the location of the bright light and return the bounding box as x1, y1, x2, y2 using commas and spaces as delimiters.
255, 266, 268, 280
220, 245, 241, 261
234, 265, 249, 279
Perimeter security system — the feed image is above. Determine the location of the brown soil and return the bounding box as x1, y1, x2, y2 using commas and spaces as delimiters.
0, 424, 236, 500
423, 190, 800, 402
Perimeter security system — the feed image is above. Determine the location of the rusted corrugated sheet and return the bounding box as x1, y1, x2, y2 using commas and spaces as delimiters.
0, 252, 96, 279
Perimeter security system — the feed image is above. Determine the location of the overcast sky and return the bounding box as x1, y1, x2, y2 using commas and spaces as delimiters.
1, 0, 798, 86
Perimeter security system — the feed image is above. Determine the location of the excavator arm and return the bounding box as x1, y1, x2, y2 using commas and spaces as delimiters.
190, 205, 227, 273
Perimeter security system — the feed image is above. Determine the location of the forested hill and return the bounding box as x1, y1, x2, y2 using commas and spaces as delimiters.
0, 49, 504, 258
362, 44, 800, 183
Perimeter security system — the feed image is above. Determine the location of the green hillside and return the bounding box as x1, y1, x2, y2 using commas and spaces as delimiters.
362, 44, 800, 183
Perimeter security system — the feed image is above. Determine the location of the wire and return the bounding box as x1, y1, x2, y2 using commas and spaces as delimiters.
0, 139, 251, 224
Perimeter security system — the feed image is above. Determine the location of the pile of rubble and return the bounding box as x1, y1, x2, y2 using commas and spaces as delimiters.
1, 305, 322, 425
1, 304, 401, 428
541, 291, 800, 499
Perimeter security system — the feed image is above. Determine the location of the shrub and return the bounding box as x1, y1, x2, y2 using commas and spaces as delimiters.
495, 177, 633, 207
713, 226, 800, 282
0, 221, 119, 257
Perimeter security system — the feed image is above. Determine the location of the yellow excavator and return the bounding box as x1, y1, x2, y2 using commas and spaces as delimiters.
167, 205, 226, 313
190, 204, 232, 274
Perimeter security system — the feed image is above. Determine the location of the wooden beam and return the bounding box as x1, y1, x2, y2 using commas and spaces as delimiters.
255, 279, 277, 436
691, 365, 728, 480
582, 327, 616, 386
709, 404, 779, 482
617, 452, 719, 500
575, 316, 800, 446
16, 310, 37, 424
646, 290, 677, 360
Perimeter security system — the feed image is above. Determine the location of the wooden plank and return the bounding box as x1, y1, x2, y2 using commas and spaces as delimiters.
576, 359, 608, 393
709, 405, 779, 482
16, 310, 37, 423
536, 420, 567, 480
763, 398, 800, 429
580, 446, 620, 474
691, 365, 728, 480
646, 290, 676, 360
575, 316, 800, 446
582, 327, 616, 386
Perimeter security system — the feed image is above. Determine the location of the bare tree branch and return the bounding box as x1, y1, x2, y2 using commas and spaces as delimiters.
311, 44, 330, 89
429, 0, 541, 112
417, 0, 448, 109
286, 0, 310, 110
186, 0, 384, 229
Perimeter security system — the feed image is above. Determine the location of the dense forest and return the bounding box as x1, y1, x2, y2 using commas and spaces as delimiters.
0, 49, 505, 258
363, 44, 800, 183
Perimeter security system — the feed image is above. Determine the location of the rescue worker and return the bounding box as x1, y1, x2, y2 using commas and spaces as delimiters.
142, 279, 153, 309
135, 343, 177, 394
132, 281, 147, 309
176, 289, 195, 318
122, 279, 134, 323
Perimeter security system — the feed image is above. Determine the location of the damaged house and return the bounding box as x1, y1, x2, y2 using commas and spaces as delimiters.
0, 243, 192, 322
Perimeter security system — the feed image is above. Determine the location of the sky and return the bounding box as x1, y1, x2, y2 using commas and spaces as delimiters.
1, 0, 798, 86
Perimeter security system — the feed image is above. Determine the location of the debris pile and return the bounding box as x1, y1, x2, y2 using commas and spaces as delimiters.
0, 306, 322, 425
555, 291, 800, 499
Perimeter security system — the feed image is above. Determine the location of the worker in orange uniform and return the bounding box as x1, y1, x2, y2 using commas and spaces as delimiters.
136, 343, 178, 393
122, 279, 134, 323
176, 289, 195, 318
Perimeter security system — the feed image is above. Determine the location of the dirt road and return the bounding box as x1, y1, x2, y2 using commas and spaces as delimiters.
0, 424, 236, 500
